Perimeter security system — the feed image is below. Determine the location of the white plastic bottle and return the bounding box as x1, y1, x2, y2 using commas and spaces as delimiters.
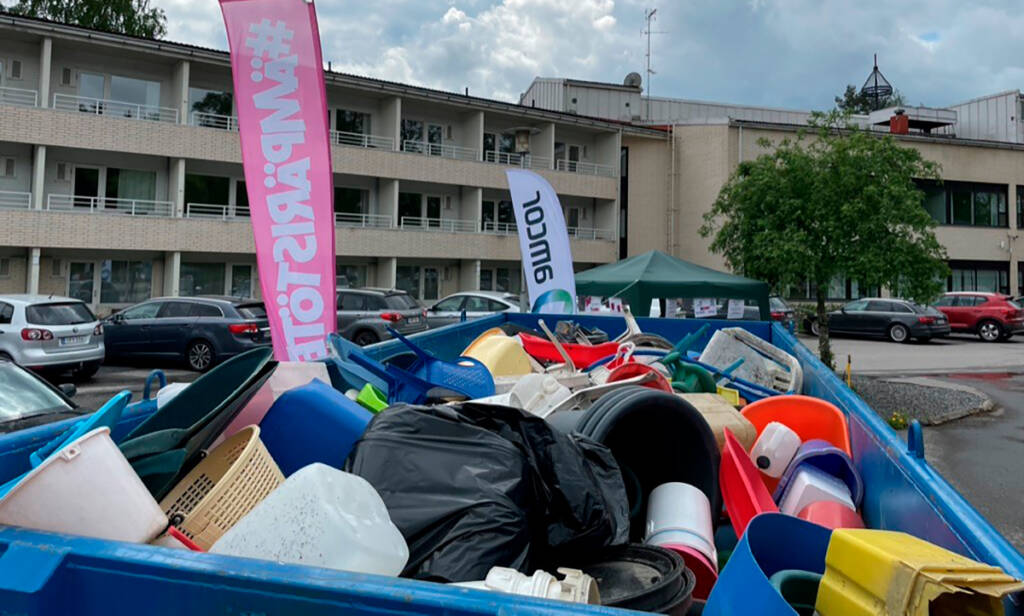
210, 463, 409, 576
454, 567, 600, 604
749, 421, 801, 478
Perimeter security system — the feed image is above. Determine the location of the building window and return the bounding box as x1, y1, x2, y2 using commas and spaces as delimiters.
106, 168, 157, 202
180, 262, 225, 296
0, 257, 9, 278
395, 265, 439, 300
481, 199, 515, 231
189, 87, 232, 122
337, 264, 368, 289
1017, 187, 1024, 230
479, 269, 493, 290
948, 261, 1009, 295
109, 75, 161, 119
479, 266, 521, 294
336, 109, 369, 134
334, 187, 366, 216
230, 264, 252, 297
398, 192, 422, 223
185, 174, 230, 206
401, 119, 423, 151
51, 258, 62, 277
918, 180, 1007, 228
100, 260, 152, 304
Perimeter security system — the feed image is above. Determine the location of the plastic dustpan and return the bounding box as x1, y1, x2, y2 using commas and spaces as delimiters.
816, 528, 1024, 616
356, 383, 388, 412
386, 327, 495, 399
720, 429, 777, 537
0, 390, 131, 499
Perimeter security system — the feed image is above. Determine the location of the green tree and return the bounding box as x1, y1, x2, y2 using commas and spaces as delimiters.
6, 0, 166, 39
835, 84, 906, 114
699, 112, 949, 369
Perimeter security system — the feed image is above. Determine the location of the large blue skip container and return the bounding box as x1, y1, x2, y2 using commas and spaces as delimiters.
0, 312, 1021, 614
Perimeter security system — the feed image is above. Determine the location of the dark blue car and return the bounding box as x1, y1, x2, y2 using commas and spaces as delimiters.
104, 296, 270, 371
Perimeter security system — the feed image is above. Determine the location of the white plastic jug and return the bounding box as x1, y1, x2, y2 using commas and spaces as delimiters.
210, 463, 409, 576
454, 567, 600, 604
777, 465, 856, 516
508, 374, 572, 417
644, 482, 716, 566
0, 427, 167, 543
749, 421, 801, 478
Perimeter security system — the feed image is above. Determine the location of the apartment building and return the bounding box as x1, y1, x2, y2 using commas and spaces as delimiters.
0, 15, 666, 315
524, 77, 1024, 299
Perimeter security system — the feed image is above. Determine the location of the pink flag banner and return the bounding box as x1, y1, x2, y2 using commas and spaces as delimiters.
220, 0, 336, 361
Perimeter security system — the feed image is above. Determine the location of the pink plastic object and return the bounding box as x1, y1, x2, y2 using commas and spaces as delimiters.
720, 429, 778, 537
661, 543, 718, 601
796, 500, 865, 530
606, 363, 673, 392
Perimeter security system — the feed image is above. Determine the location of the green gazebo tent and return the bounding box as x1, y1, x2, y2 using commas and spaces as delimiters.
574, 250, 771, 319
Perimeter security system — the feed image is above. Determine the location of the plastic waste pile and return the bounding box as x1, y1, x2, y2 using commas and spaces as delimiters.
0, 312, 1021, 616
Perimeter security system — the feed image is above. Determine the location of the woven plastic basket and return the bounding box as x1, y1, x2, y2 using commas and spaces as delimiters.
159, 425, 283, 550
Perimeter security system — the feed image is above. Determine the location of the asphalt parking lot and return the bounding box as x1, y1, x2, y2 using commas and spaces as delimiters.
63, 362, 199, 410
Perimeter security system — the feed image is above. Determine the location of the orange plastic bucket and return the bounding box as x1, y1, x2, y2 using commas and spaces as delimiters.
740, 395, 851, 493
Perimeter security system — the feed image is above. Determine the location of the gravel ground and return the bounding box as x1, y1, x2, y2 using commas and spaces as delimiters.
850, 375, 994, 425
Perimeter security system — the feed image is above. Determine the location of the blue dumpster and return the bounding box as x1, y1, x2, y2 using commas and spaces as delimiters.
0, 312, 1021, 614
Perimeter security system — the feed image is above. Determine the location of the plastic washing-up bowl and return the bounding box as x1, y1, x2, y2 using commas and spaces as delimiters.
0, 427, 167, 543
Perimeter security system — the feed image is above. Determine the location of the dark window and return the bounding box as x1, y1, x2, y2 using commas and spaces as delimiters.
889, 302, 913, 314
334, 187, 364, 215
933, 295, 955, 307
384, 294, 419, 310
157, 302, 192, 318
121, 302, 161, 320
1018, 187, 1024, 230
236, 303, 266, 319
463, 296, 491, 312
918, 179, 1008, 227
338, 293, 366, 311
25, 302, 95, 325
398, 192, 421, 222
488, 299, 509, 312
844, 300, 869, 312
948, 261, 1009, 294
335, 109, 368, 135
191, 303, 223, 318
366, 295, 386, 310
433, 296, 464, 312
954, 296, 983, 307
866, 300, 890, 312
479, 270, 493, 290
0, 302, 12, 324
184, 174, 230, 206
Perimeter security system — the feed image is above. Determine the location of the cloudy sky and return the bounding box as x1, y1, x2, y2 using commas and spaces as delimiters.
160, 0, 1024, 110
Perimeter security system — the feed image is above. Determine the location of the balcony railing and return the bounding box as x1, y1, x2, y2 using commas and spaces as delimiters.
336, 212, 393, 228
0, 190, 31, 210
483, 151, 552, 171
0, 86, 38, 108
400, 216, 478, 233
480, 221, 518, 236
331, 130, 393, 150
53, 93, 178, 123
47, 194, 174, 217
185, 203, 250, 219
567, 226, 616, 241
401, 140, 479, 162
190, 111, 238, 131
555, 159, 617, 178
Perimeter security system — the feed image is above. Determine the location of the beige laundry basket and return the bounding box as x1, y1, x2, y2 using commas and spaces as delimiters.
159, 425, 284, 550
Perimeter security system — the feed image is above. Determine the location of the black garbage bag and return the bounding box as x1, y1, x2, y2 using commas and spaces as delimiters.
345, 402, 629, 582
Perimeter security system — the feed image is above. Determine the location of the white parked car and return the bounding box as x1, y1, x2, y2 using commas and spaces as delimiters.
0, 295, 105, 378
425, 291, 521, 328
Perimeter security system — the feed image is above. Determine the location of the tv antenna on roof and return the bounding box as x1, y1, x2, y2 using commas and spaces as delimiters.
643, 8, 667, 120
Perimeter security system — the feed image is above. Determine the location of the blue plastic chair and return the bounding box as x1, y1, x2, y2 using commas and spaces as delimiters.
385, 327, 495, 399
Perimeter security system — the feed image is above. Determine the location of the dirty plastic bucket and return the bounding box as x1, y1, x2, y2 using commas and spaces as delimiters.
567, 544, 696, 615
773, 439, 863, 507
551, 386, 721, 534
453, 567, 600, 604
796, 501, 865, 530
749, 422, 801, 478
258, 379, 372, 476
508, 374, 572, 417
777, 466, 856, 516
645, 482, 716, 566
210, 463, 409, 576
0, 427, 167, 543
703, 513, 832, 615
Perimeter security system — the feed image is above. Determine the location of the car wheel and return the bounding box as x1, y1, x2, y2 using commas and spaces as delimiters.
977, 320, 1003, 342
0, 352, 12, 363
186, 340, 216, 372
72, 362, 100, 380
809, 320, 820, 337
353, 330, 380, 346
887, 323, 910, 343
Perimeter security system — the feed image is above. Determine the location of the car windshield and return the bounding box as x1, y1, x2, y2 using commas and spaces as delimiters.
25, 302, 95, 325
909, 302, 940, 315
0, 363, 74, 424
384, 294, 419, 310
236, 303, 267, 319
769, 297, 788, 311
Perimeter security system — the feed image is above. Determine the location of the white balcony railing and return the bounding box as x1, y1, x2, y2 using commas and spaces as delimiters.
330, 130, 393, 150
555, 158, 617, 178
567, 226, 616, 241
483, 151, 552, 171
402, 140, 479, 162
53, 93, 178, 123
190, 111, 238, 131
185, 203, 250, 220
400, 216, 478, 233
0, 86, 38, 108
0, 190, 31, 210
335, 212, 393, 228
480, 221, 518, 235
47, 194, 174, 217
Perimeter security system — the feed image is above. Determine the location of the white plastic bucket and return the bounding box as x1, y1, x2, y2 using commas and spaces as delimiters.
749, 421, 801, 478
0, 427, 167, 543
454, 567, 600, 604
644, 482, 716, 566
210, 463, 408, 576
777, 466, 856, 516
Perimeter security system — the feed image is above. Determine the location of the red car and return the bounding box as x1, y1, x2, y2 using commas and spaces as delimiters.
933, 292, 1024, 342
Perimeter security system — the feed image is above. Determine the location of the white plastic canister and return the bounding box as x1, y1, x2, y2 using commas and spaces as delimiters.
508, 374, 572, 417
454, 567, 600, 604
749, 421, 801, 478
643, 482, 716, 566
777, 466, 856, 516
